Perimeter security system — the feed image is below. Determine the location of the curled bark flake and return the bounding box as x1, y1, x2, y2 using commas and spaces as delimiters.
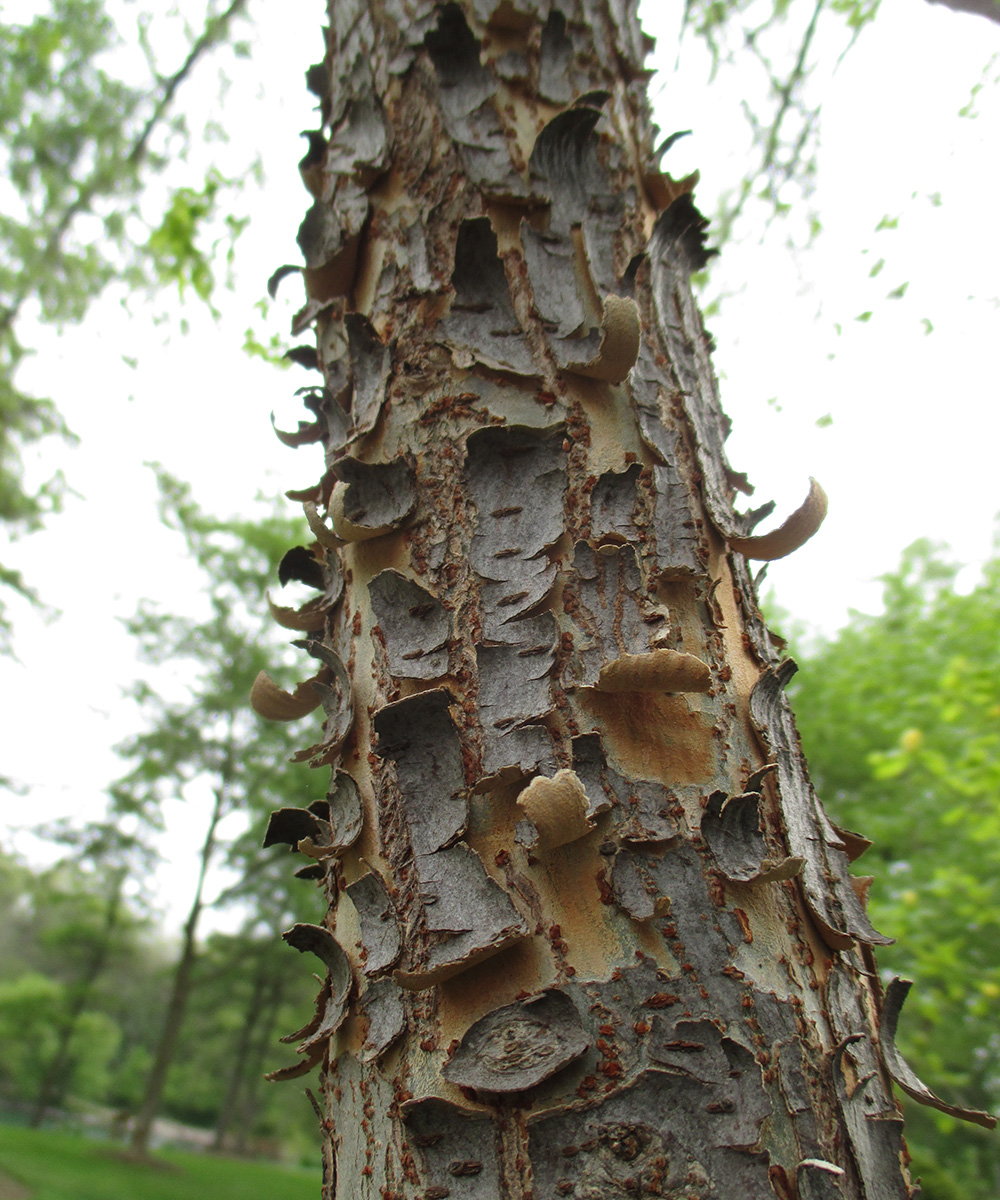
516, 768, 594, 851
267, 263, 301, 299
266, 549, 344, 632
466, 424, 566, 576
291, 296, 337, 339
270, 411, 324, 448
297, 384, 352, 456
266, 591, 328, 633
562, 541, 647, 688
528, 102, 622, 297
329, 456, 417, 542
727, 479, 828, 561
700, 790, 768, 883
881, 978, 997, 1129
442, 989, 589, 1093
828, 822, 873, 863
290, 640, 355, 765
347, 869, 403, 976
263, 806, 332, 854
369, 569, 451, 680
374, 689, 467, 856
358, 977, 406, 1062
571, 733, 673, 840
608, 847, 660, 920
396, 843, 528, 989
442, 217, 536, 375
250, 668, 326, 722
700, 790, 801, 885
750, 661, 893, 950
278, 545, 325, 590
279, 924, 353, 1059
402, 1096, 501, 1200
796, 1160, 846, 1200
595, 648, 711, 695
303, 499, 343, 550
563, 294, 641, 383
830, 1036, 910, 1200
263, 1042, 326, 1083
477, 640, 557, 782
297, 196, 364, 300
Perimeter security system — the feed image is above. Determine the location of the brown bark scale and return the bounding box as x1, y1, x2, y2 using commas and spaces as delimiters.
254, 1, 993, 1196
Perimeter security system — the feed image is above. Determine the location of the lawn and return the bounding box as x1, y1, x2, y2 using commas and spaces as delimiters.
0, 1126, 318, 1200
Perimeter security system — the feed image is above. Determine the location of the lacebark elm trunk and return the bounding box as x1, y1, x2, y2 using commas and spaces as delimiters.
254, 1, 990, 1195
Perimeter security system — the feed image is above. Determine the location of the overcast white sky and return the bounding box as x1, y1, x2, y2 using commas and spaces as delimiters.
2, 0, 998, 931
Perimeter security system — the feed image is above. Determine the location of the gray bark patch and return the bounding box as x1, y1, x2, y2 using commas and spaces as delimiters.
442, 218, 536, 374
398, 843, 528, 986
424, 5, 529, 199
333, 455, 417, 532
358, 977, 406, 1062
403, 1095, 501, 1199
374, 689, 467, 856
561, 541, 649, 688
442, 988, 589, 1093
347, 870, 403, 977
527, 1062, 771, 1198
369, 569, 451, 680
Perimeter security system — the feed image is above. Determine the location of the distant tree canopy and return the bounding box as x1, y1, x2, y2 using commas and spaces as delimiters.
788, 534, 1000, 1200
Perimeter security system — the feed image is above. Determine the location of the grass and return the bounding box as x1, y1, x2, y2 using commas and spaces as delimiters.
0, 1125, 318, 1200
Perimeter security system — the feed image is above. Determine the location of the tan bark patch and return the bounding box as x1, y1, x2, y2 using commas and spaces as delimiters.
575, 689, 715, 786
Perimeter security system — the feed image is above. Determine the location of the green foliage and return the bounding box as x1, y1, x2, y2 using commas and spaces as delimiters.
0, 972, 64, 1101
789, 535, 1000, 1198
0, 0, 250, 649
0, 1126, 317, 1199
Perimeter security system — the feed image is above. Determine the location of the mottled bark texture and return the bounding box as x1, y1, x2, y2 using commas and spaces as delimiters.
255, 1, 994, 1196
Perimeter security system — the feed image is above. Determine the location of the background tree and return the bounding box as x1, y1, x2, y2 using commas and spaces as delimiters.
27, 820, 156, 1127
115, 471, 329, 1155
0, 845, 149, 1118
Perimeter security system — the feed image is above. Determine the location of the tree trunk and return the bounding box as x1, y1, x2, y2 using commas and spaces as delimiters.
256, 0, 993, 1195
212, 949, 286, 1153
129, 763, 229, 1155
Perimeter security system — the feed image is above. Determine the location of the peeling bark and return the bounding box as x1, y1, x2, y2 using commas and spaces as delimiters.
255, 0, 994, 1194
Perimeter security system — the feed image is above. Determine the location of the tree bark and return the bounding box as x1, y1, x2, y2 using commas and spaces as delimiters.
257, 0, 993, 1195
129, 742, 232, 1155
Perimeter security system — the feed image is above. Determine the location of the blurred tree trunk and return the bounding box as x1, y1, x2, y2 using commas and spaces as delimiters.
257, 0, 992, 1195
213, 950, 286, 1153
129, 736, 234, 1156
